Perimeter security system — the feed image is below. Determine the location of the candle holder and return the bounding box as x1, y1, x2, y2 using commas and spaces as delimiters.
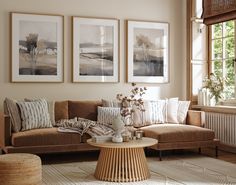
135, 130, 143, 140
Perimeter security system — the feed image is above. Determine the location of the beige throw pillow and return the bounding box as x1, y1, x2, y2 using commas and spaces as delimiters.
133, 101, 152, 127
4, 98, 22, 132
102, 99, 121, 107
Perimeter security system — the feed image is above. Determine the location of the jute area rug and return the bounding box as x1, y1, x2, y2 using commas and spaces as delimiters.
42, 156, 236, 185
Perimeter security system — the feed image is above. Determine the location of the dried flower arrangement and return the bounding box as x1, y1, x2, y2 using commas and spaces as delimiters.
116, 83, 147, 125
202, 73, 224, 103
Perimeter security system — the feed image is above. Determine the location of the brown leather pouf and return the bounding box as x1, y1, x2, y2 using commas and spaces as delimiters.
0, 153, 42, 185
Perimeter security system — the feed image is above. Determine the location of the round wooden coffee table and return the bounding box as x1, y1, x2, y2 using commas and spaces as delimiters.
87, 137, 157, 182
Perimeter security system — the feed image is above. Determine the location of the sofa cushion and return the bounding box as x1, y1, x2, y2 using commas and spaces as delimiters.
97, 106, 120, 125
11, 128, 90, 147
25, 98, 56, 126
133, 100, 166, 127
17, 99, 52, 131
166, 98, 179, 123
68, 100, 102, 121
141, 124, 215, 143
4, 98, 22, 132
55, 101, 69, 121
102, 99, 121, 107
177, 101, 191, 124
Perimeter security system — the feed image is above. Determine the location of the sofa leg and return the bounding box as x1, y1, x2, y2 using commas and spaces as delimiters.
198, 148, 201, 154
159, 151, 162, 161
215, 146, 218, 158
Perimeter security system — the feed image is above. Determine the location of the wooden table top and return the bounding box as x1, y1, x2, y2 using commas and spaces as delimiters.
87, 137, 158, 149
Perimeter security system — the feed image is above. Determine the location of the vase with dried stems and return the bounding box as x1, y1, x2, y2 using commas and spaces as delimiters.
116, 83, 147, 126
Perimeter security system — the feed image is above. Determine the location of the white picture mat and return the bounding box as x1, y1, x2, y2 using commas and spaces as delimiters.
127, 20, 169, 83
11, 13, 63, 82
73, 17, 119, 82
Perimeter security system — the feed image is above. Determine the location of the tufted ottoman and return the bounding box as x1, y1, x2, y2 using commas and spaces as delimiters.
0, 153, 42, 185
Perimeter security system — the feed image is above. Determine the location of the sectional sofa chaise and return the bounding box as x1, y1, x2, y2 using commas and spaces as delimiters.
0, 100, 219, 160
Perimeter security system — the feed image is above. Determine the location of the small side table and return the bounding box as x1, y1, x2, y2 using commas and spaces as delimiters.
87, 137, 157, 182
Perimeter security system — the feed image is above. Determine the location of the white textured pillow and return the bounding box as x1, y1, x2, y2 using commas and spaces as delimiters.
177, 101, 191, 124
17, 99, 52, 131
133, 100, 166, 127
166, 98, 179, 123
97, 106, 120, 125
148, 100, 166, 124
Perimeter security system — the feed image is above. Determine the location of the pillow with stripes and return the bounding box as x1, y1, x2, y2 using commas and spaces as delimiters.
24, 98, 55, 126
97, 106, 120, 126
126, 100, 167, 128
17, 99, 52, 131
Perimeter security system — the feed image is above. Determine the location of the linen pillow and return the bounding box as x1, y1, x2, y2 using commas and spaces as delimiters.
4, 98, 22, 132
102, 99, 121, 107
97, 106, 120, 126
177, 101, 191, 124
166, 98, 179, 123
47, 101, 55, 126
133, 101, 152, 127
24, 98, 55, 126
17, 99, 52, 131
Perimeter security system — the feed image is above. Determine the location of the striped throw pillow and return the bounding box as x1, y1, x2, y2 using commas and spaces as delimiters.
131, 100, 167, 127
24, 98, 55, 126
17, 99, 52, 131
148, 100, 166, 124
97, 106, 120, 126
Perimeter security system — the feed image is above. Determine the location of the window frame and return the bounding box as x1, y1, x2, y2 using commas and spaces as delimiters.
209, 20, 236, 99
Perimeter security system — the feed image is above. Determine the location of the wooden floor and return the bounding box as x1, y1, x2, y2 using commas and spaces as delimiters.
196, 148, 236, 163
39, 148, 236, 165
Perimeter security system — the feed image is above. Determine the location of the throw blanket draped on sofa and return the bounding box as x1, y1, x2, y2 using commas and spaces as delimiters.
56, 117, 114, 136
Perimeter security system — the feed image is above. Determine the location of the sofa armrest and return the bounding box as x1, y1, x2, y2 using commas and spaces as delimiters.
186, 110, 205, 127
0, 112, 11, 147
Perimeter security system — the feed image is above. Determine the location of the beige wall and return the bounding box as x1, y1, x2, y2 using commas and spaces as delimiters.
0, 0, 187, 111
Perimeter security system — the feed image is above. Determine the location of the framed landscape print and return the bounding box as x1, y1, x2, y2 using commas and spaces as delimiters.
11, 12, 64, 82
73, 17, 119, 82
126, 20, 169, 83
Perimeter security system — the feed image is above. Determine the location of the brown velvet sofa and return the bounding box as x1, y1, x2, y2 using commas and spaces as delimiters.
0, 100, 219, 160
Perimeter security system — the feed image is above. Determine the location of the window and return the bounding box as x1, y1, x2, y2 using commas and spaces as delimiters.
210, 20, 236, 99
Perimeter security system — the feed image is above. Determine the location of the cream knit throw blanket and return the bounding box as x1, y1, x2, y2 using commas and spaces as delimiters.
56, 117, 114, 136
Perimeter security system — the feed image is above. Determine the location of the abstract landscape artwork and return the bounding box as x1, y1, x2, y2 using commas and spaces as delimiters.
11, 13, 63, 82
127, 20, 169, 83
73, 17, 119, 82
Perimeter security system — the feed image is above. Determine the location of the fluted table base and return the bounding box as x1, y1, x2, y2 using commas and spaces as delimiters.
94, 147, 150, 182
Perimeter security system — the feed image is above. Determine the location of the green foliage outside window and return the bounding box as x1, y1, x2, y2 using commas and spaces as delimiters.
211, 20, 235, 99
